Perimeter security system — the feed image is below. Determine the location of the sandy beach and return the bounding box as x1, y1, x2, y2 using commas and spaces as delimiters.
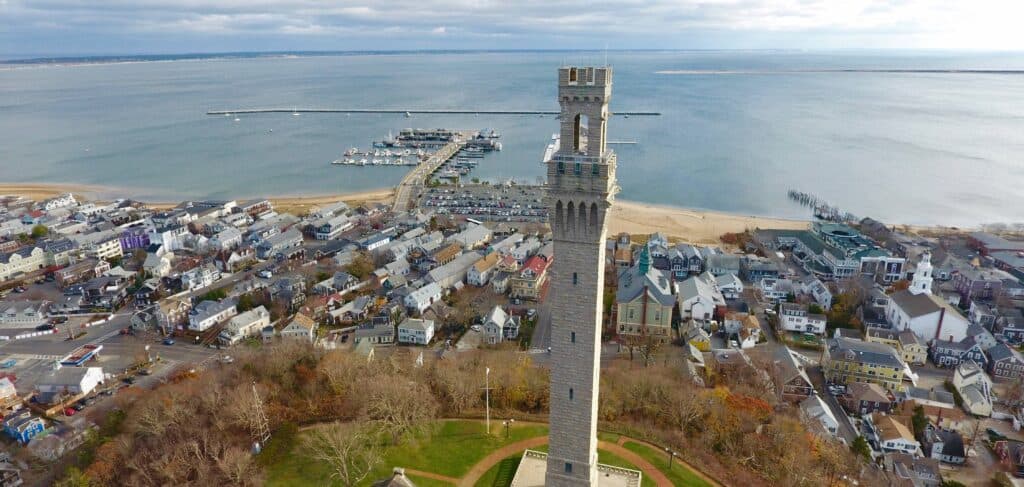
0, 181, 807, 243
610, 200, 808, 244
0, 183, 113, 202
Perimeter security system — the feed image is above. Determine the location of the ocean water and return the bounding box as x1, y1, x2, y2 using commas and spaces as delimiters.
1, 50, 1023, 226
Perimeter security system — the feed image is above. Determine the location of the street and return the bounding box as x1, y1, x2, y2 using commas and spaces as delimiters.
0, 306, 219, 395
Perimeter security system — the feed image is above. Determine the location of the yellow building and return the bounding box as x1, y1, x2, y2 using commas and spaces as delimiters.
897, 330, 928, 366
616, 247, 674, 342
823, 336, 905, 391
510, 255, 551, 301
866, 326, 928, 366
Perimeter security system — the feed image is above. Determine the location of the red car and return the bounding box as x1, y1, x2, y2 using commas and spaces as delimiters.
64, 407, 76, 416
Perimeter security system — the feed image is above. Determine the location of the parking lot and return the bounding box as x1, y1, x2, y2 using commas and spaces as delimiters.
417, 184, 548, 222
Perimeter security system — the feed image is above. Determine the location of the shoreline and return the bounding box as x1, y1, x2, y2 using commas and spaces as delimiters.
1, 181, 962, 244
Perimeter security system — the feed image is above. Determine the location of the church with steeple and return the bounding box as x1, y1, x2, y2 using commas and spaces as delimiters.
615, 245, 675, 342
911, 250, 934, 295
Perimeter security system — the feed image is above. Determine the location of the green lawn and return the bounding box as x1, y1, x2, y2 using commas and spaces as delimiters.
622, 441, 713, 487
263, 420, 711, 487
266, 420, 549, 487
474, 454, 522, 487
474, 447, 654, 487
407, 474, 454, 487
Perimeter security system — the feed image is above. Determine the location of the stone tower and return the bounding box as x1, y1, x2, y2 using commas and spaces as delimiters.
911, 250, 933, 295
544, 66, 617, 486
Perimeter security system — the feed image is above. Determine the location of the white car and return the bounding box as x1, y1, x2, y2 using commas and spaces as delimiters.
257, 270, 273, 279
470, 325, 482, 332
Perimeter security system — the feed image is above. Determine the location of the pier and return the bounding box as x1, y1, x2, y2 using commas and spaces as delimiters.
207, 108, 661, 116
392, 133, 471, 212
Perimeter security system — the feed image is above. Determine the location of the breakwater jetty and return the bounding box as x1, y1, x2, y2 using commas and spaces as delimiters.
207, 108, 661, 116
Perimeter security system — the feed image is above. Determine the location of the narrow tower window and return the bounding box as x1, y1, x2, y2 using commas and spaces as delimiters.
592, 163, 600, 176
565, 462, 573, 474
574, 162, 581, 175
557, 160, 565, 175
573, 114, 588, 153
572, 272, 578, 285
571, 331, 576, 343
569, 388, 574, 401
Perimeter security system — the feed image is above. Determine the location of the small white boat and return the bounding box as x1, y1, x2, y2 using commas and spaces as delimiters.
405, 111, 411, 118
234, 117, 241, 122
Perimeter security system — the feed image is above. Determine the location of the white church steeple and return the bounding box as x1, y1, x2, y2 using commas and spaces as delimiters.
911, 250, 933, 295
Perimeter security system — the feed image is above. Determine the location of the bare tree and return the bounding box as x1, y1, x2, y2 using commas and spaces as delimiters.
303, 422, 381, 486
364, 375, 438, 444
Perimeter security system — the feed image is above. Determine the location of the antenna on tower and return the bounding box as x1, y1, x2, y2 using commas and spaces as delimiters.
604, 43, 608, 66
251, 381, 271, 454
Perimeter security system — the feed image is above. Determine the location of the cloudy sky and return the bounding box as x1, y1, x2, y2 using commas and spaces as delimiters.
2, 0, 1023, 58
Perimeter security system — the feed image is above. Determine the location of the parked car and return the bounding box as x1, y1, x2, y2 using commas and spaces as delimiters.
51, 316, 68, 324
35, 324, 54, 332
122, 376, 135, 385
162, 338, 175, 346
64, 408, 76, 416
12, 287, 26, 294
138, 369, 151, 376
257, 270, 273, 279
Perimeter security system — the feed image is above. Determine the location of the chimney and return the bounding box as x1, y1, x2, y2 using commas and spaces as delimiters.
934, 306, 946, 341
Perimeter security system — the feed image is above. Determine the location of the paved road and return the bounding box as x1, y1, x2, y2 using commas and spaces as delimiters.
807, 365, 858, 444
529, 298, 553, 351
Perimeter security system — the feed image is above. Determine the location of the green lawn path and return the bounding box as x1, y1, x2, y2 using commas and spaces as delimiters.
622, 441, 713, 487
264, 420, 709, 487
266, 420, 547, 486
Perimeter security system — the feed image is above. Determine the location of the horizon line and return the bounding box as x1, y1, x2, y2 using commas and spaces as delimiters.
5, 47, 1024, 64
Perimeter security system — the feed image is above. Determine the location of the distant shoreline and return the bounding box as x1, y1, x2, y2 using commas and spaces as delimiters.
0, 182, 972, 243
0, 181, 809, 244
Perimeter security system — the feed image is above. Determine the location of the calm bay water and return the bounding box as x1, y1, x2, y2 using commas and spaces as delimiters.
1, 51, 1023, 226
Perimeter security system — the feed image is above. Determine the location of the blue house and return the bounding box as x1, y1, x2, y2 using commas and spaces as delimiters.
930, 336, 987, 369
3, 411, 45, 444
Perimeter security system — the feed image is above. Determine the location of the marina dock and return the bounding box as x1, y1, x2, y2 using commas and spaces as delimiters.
207, 108, 660, 116
392, 132, 472, 212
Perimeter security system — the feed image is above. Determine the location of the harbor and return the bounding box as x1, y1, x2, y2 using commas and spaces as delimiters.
331, 127, 502, 167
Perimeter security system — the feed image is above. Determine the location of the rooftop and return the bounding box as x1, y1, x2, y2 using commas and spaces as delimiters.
510, 449, 641, 487
828, 336, 903, 369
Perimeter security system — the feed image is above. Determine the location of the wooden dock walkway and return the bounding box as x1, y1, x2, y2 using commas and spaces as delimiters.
392, 134, 469, 212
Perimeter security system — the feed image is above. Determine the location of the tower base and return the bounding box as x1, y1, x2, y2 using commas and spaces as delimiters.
510, 450, 641, 487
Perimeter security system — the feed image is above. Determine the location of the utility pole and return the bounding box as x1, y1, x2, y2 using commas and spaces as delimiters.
485, 367, 491, 435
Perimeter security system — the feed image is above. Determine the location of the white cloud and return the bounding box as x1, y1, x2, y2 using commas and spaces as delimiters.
4, 0, 1024, 50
